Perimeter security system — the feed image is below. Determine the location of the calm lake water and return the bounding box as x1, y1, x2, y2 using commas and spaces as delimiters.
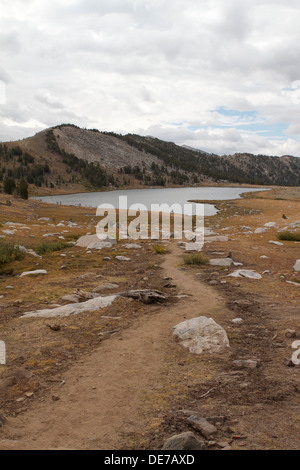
34, 187, 266, 216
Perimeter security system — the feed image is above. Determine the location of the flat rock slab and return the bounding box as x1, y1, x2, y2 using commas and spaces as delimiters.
162, 432, 206, 451
173, 316, 230, 354
20, 270, 47, 277
186, 416, 218, 439
124, 244, 142, 249
269, 240, 284, 246
264, 222, 278, 228
21, 295, 117, 318
87, 241, 114, 250
228, 269, 262, 280
0, 414, 7, 428
185, 242, 203, 252
61, 294, 81, 304
116, 256, 131, 261
209, 258, 233, 267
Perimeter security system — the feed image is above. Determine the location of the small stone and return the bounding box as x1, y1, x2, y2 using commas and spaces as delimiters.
186, 416, 218, 439
0, 414, 7, 427
116, 256, 131, 262
162, 431, 206, 451
285, 329, 296, 339
285, 359, 295, 367
216, 441, 231, 449
232, 359, 258, 369
231, 318, 244, 325
52, 395, 60, 401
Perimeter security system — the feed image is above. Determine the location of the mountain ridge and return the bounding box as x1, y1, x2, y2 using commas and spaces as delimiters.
0, 123, 299, 195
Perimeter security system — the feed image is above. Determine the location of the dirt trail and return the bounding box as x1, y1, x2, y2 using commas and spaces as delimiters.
0, 245, 223, 450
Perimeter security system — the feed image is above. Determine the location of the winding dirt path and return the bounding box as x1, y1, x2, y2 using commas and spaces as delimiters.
0, 245, 223, 450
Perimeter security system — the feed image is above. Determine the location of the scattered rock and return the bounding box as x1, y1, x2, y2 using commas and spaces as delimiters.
0, 414, 7, 427
20, 270, 47, 278
120, 289, 167, 304
231, 318, 244, 325
185, 242, 204, 252
186, 416, 218, 439
232, 359, 258, 369
216, 441, 231, 449
269, 241, 284, 246
228, 269, 262, 280
21, 295, 117, 318
285, 359, 295, 367
2, 229, 16, 235
61, 294, 80, 304
17, 246, 41, 258
286, 281, 300, 287
116, 256, 131, 261
164, 283, 177, 288
209, 258, 233, 267
285, 329, 296, 339
173, 316, 230, 355
264, 222, 278, 228
124, 244, 142, 249
76, 234, 116, 248
162, 432, 206, 451
87, 241, 113, 250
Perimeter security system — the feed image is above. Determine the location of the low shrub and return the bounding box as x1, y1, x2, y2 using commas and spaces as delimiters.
0, 241, 25, 266
152, 244, 167, 254
36, 242, 70, 256
183, 253, 209, 265
278, 231, 300, 241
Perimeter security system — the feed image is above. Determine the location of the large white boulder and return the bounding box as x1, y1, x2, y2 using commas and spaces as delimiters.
173, 316, 230, 355
22, 295, 117, 318
76, 234, 116, 248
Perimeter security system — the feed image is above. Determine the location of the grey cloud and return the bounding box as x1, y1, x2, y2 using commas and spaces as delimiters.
1, 0, 300, 157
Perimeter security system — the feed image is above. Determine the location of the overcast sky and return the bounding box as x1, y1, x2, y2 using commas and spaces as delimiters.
1, 0, 300, 156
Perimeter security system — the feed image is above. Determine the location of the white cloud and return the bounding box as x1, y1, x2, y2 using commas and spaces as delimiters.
0, 0, 300, 156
